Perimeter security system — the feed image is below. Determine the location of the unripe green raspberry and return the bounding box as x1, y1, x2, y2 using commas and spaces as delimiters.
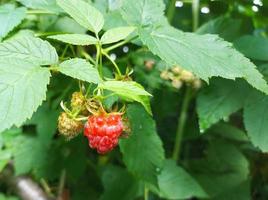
180, 70, 195, 82
58, 112, 83, 139
171, 79, 183, 89
71, 92, 88, 115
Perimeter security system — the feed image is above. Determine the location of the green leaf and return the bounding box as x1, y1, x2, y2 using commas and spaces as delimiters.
58, 58, 100, 83
119, 104, 165, 186
57, 0, 104, 33
13, 136, 49, 175
190, 140, 249, 197
0, 193, 19, 200
196, 16, 243, 41
0, 58, 50, 133
208, 123, 249, 142
17, 0, 62, 13
99, 81, 151, 96
48, 34, 98, 45
51, 16, 87, 34
101, 26, 136, 44
0, 150, 12, 172
100, 165, 141, 200
139, 25, 268, 94
0, 36, 58, 65
98, 81, 152, 114
244, 92, 268, 152
27, 103, 59, 142
0, 4, 26, 39
120, 0, 166, 26
158, 160, 207, 199
197, 79, 250, 131
234, 35, 268, 61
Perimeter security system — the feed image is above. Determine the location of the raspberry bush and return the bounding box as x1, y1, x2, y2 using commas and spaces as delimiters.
0, 0, 268, 199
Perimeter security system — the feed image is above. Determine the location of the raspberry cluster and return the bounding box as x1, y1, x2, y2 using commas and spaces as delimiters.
84, 113, 123, 154
160, 65, 202, 90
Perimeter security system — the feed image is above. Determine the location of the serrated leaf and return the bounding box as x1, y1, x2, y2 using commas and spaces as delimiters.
234, 35, 268, 61
48, 34, 98, 45
139, 25, 268, 94
0, 58, 50, 133
119, 104, 165, 186
57, 0, 104, 33
0, 4, 26, 39
58, 58, 100, 83
98, 81, 152, 114
0, 36, 58, 65
197, 79, 250, 131
244, 92, 268, 152
101, 26, 136, 44
17, 0, 62, 13
158, 160, 207, 199
120, 0, 166, 26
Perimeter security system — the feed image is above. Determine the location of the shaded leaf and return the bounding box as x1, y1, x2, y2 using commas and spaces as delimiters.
197, 79, 250, 131
234, 35, 268, 61
158, 160, 207, 199
100, 165, 141, 200
244, 92, 268, 152
120, 104, 164, 186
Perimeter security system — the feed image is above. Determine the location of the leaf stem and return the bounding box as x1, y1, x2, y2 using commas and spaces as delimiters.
172, 87, 192, 161
102, 50, 122, 76
96, 43, 103, 79
104, 36, 138, 53
166, 0, 177, 24
192, 0, 200, 31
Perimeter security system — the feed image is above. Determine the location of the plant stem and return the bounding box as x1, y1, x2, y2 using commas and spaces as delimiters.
166, 0, 177, 24
35, 32, 64, 37
104, 36, 138, 53
26, 10, 56, 15
81, 50, 96, 65
144, 186, 149, 200
172, 87, 192, 161
57, 170, 66, 200
192, 0, 200, 31
102, 50, 122, 76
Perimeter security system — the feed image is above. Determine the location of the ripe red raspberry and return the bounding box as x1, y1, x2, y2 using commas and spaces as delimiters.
84, 113, 123, 154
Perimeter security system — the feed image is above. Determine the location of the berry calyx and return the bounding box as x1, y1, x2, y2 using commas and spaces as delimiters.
84, 113, 124, 154
58, 112, 84, 139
